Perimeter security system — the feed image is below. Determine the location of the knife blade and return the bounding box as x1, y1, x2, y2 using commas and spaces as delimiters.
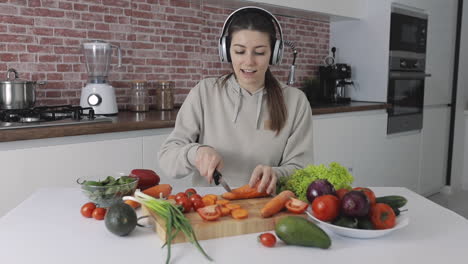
213, 169, 232, 192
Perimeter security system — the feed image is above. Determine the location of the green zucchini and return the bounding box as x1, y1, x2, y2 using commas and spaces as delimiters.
375, 195, 407, 209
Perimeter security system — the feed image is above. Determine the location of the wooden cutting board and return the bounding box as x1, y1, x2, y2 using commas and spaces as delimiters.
142, 196, 306, 244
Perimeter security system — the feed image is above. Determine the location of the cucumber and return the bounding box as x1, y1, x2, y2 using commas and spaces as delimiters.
375, 195, 407, 209
332, 216, 358, 229
275, 216, 331, 249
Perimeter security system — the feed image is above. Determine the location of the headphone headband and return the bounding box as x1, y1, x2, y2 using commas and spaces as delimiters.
218, 6, 284, 65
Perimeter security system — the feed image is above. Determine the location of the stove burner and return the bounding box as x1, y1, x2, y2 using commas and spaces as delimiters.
0, 105, 96, 123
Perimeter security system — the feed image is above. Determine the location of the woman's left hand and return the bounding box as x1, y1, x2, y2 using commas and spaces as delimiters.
249, 165, 277, 195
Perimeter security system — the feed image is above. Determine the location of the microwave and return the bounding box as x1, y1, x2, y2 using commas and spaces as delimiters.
390, 6, 428, 54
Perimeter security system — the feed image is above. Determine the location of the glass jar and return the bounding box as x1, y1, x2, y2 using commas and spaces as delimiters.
155, 81, 174, 110
129, 80, 150, 112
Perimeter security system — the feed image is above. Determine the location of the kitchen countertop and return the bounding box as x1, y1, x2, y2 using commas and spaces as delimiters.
1, 186, 467, 264
0, 101, 389, 143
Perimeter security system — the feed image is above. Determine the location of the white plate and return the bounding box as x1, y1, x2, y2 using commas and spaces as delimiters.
306, 210, 409, 239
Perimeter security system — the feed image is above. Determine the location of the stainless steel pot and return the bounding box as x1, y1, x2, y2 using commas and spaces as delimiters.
0, 68, 46, 109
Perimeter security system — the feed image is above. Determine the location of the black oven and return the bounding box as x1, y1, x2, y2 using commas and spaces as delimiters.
390, 6, 428, 54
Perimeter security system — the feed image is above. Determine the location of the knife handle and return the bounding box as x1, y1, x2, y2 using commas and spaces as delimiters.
213, 170, 221, 185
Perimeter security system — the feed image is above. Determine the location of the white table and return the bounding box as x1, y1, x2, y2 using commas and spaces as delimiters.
1, 187, 467, 264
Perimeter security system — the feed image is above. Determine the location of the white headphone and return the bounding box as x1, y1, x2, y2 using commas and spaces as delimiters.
218, 6, 284, 65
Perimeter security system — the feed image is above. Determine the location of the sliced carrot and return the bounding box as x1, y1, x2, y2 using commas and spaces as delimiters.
124, 199, 140, 209
220, 206, 231, 216
204, 194, 218, 202
167, 195, 176, 200
260, 190, 296, 218
221, 183, 269, 200
231, 208, 249, 219
142, 184, 172, 198
216, 199, 230, 206
225, 203, 241, 210
202, 196, 216, 206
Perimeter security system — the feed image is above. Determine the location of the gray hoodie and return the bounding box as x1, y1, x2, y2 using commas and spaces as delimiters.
158, 75, 314, 187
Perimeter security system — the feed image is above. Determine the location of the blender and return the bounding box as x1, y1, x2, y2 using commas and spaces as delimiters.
80, 40, 121, 115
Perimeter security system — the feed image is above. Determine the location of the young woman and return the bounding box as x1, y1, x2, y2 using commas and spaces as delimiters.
158, 7, 314, 194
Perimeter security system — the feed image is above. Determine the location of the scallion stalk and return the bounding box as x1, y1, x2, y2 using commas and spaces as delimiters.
132, 191, 213, 264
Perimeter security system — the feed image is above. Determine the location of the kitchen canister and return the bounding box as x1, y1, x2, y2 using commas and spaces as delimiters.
155, 81, 174, 110
129, 80, 150, 112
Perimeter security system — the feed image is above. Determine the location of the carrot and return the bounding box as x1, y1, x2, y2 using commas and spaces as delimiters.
231, 208, 249, 219
216, 199, 230, 206
260, 190, 296, 218
124, 199, 141, 209
204, 194, 218, 202
221, 183, 269, 200
202, 196, 216, 206
142, 184, 172, 198
225, 203, 241, 210
220, 206, 231, 216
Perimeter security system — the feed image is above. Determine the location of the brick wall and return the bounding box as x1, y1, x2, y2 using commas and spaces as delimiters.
0, 0, 330, 109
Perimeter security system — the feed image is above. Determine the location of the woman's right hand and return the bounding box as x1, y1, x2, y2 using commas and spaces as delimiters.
195, 146, 224, 184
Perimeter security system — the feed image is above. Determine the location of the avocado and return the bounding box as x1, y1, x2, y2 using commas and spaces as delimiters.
275, 216, 331, 249
105, 202, 137, 236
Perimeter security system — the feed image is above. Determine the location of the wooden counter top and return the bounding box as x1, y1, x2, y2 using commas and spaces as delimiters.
0, 102, 389, 143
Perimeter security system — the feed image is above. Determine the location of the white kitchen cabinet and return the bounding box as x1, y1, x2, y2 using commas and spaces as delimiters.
313, 110, 421, 192
419, 106, 451, 195
141, 128, 192, 187
0, 135, 143, 217
247, 0, 367, 20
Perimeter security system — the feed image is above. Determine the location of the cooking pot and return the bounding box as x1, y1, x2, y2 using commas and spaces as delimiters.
0, 68, 46, 109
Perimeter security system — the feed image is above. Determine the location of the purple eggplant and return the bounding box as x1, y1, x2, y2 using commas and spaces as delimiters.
306, 179, 336, 203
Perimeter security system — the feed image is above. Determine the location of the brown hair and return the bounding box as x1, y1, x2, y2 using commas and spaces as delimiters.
220, 10, 287, 134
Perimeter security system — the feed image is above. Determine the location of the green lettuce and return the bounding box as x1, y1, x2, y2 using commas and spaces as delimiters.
277, 162, 354, 201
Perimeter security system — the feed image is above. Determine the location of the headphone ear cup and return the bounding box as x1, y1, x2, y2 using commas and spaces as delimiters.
270, 39, 282, 65
219, 36, 229, 62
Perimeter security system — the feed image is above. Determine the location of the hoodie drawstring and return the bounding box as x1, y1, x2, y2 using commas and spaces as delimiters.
232, 85, 242, 123
255, 91, 264, 129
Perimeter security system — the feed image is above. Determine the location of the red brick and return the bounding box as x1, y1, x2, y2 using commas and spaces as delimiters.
8, 25, 27, 33
35, 18, 73, 28
0, 53, 18, 62
34, 8, 65, 17
28, 45, 53, 53
46, 73, 63, 80
59, 2, 72, 10
74, 21, 95, 30
32, 27, 54, 36
54, 29, 86, 38
0, 15, 34, 25
19, 7, 34, 16
87, 31, 112, 39
63, 56, 80, 63
82, 13, 103, 22
39, 37, 64, 46
0, 25, 6, 32
39, 55, 61, 63
95, 23, 110, 31
0, 6, 18, 15
102, 0, 130, 8
65, 11, 80, 20
104, 15, 118, 23
56, 64, 72, 72
89, 5, 108, 13
7, 44, 26, 52
119, 17, 131, 24
73, 3, 88, 11
0, 34, 34, 43
28, 0, 41, 7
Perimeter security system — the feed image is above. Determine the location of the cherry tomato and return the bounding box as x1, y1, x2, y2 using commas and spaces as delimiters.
176, 196, 192, 213
370, 203, 396, 229
258, 233, 276, 247
336, 188, 350, 200
312, 194, 340, 222
80, 202, 96, 218
353, 187, 376, 205
92, 207, 107, 220
189, 194, 202, 203
197, 205, 221, 221
192, 199, 205, 211
285, 198, 308, 214
185, 188, 197, 197
175, 192, 188, 202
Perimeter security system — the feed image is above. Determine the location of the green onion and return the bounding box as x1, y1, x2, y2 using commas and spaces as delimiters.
133, 191, 213, 264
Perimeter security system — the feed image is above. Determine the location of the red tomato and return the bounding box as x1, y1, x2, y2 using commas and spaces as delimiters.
189, 194, 202, 203
197, 205, 221, 221
258, 233, 276, 247
80, 202, 96, 218
185, 188, 197, 197
176, 196, 192, 213
192, 199, 205, 211
312, 194, 340, 222
336, 188, 350, 200
370, 203, 396, 229
175, 192, 188, 202
92, 207, 107, 220
353, 187, 376, 205
285, 198, 308, 214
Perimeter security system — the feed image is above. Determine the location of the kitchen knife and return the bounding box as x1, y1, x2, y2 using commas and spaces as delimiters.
213, 169, 232, 192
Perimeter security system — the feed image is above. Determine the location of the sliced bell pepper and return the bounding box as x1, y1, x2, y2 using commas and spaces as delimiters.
197, 205, 222, 221
285, 198, 309, 214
